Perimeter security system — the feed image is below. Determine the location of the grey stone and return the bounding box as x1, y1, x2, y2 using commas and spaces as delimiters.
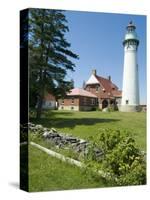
48, 132, 60, 138
43, 128, 49, 131
28, 122, 35, 128
51, 128, 57, 133
35, 124, 43, 129
102, 107, 109, 112
43, 131, 51, 138
30, 123, 106, 160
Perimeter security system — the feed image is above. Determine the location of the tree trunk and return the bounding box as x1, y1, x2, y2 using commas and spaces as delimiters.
36, 68, 45, 119
36, 95, 43, 119
36, 68, 47, 119
36, 20, 45, 120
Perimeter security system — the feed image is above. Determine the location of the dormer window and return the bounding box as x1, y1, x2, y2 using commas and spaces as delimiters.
96, 86, 99, 93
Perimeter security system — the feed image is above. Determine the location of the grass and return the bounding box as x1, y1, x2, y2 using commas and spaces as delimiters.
27, 110, 146, 191
30, 110, 146, 150
28, 145, 108, 192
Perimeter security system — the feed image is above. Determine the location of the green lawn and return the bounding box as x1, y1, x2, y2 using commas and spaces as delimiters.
28, 145, 108, 192
28, 110, 146, 191
30, 110, 146, 150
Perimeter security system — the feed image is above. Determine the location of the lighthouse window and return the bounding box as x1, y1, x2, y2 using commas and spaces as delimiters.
126, 100, 129, 105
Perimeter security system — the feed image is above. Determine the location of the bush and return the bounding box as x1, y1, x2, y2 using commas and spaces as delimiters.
86, 129, 146, 186
108, 106, 118, 112
91, 107, 97, 111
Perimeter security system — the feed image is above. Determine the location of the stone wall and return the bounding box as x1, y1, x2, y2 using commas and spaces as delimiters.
28, 123, 103, 159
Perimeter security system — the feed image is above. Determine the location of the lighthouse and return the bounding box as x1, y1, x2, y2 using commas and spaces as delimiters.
120, 21, 140, 112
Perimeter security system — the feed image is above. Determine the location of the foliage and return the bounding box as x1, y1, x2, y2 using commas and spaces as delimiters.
86, 129, 146, 186
91, 107, 97, 111
108, 106, 118, 112
28, 9, 79, 118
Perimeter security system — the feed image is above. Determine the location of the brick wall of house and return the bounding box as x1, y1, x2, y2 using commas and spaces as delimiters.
85, 84, 107, 100
58, 96, 79, 106
58, 96, 98, 106
79, 96, 97, 106
86, 84, 99, 96
58, 95, 98, 111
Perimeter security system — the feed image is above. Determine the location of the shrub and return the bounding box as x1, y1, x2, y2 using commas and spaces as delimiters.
91, 107, 97, 111
86, 129, 146, 186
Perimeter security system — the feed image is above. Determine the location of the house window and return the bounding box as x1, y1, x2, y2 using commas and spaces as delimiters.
71, 97, 74, 104
91, 98, 95, 105
61, 99, 64, 104
83, 97, 87, 105
71, 106, 74, 110
126, 100, 129, 105
96, 86, 99, 93
87, 87, 90, 91
61, 106, 64, 109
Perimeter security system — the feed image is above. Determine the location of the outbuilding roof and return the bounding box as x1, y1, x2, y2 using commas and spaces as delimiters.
67, 88, 98, 98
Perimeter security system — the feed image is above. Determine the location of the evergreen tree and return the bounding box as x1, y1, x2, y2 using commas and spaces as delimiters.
28, 9, 79, 118
69, 79, 74, 89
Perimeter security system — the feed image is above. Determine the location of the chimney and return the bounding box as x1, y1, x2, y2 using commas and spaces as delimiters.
92, 69, 97, 76
108, 75, 111, 81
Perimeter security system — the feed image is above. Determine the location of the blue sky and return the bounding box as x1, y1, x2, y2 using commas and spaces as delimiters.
64, 11, 146, 104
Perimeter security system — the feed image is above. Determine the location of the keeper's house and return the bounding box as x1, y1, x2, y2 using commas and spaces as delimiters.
58, 88, 98, 111
85, 70, 122, 109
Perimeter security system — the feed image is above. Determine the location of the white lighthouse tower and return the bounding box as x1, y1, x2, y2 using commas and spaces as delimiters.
120, 21, 140, 112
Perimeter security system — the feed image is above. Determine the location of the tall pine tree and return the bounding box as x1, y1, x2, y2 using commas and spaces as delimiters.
28, 9, 78, 118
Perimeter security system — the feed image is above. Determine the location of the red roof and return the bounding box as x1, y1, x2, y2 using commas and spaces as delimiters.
111, 90, 122, 97
86, 74, 122, 98
67, 88, 97, 98
95, 75, 118, 92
